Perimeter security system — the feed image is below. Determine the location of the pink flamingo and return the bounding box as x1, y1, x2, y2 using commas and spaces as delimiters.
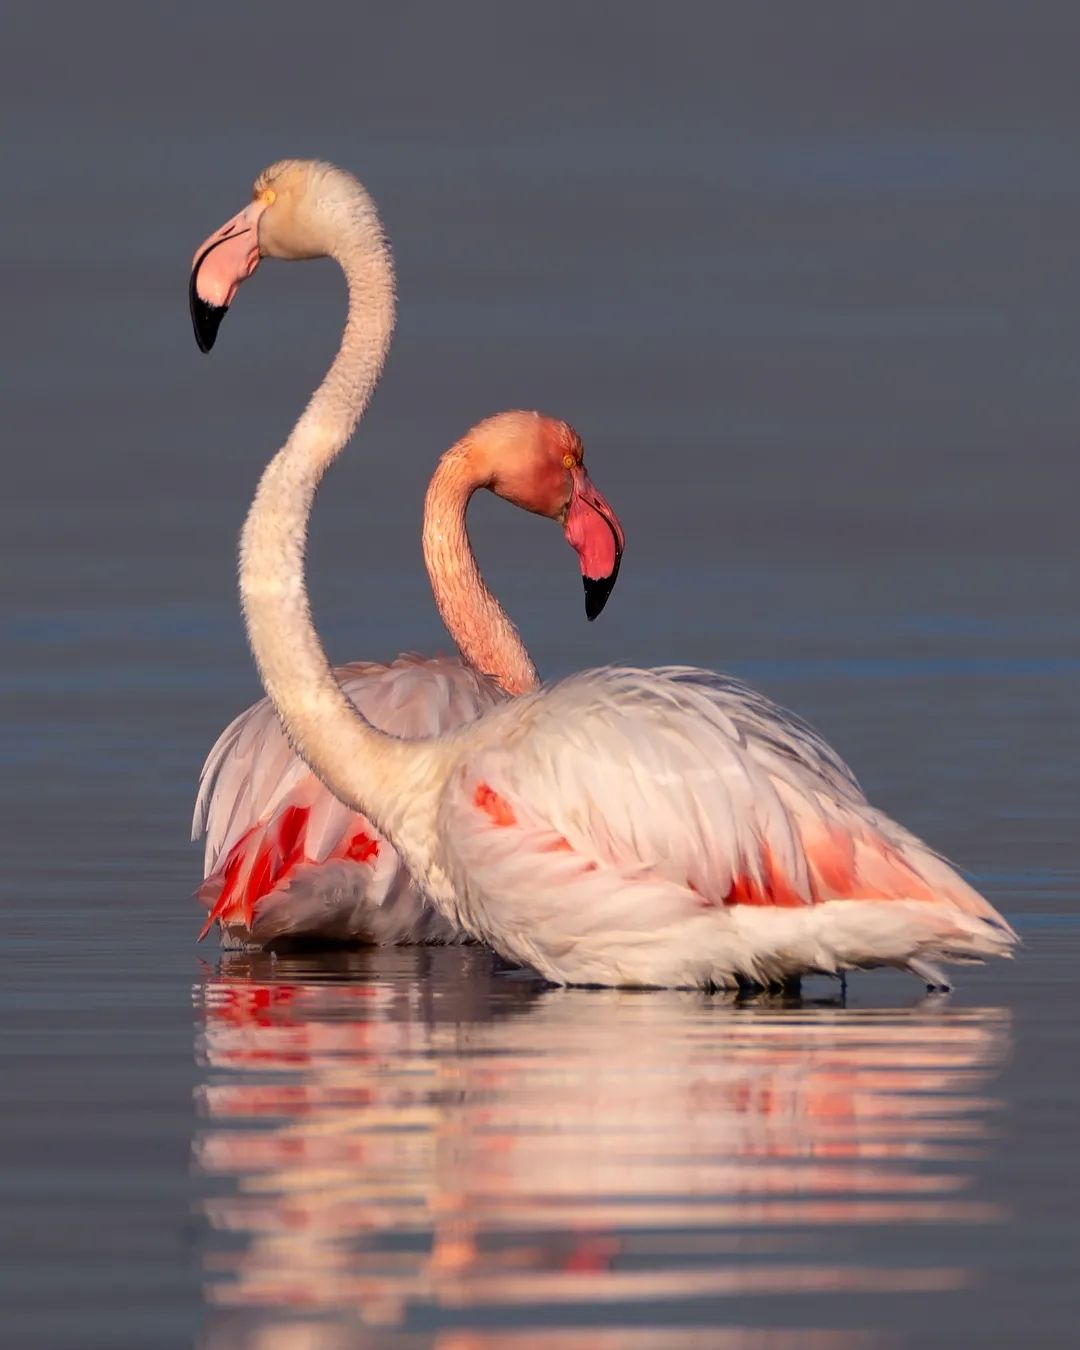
192, 410, 622, 947
191, 159, 1017, 991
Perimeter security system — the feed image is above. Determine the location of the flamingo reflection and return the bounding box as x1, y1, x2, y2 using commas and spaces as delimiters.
193, 948, 1010, 1340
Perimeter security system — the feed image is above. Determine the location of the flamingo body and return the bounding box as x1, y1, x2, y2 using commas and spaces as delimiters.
428, 667, 1016, 989
194, 655, 504, 946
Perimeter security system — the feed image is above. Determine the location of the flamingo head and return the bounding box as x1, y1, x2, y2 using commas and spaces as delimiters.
190, 159, 361, 353
471, 411, 625, 620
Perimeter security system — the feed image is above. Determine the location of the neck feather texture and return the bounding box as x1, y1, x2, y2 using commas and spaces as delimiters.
423, 444, 539, 697
238, 176, 444, 851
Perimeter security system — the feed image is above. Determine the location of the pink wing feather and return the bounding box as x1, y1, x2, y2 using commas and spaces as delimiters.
193, 654, 505, 945
435, 667, 1014, 986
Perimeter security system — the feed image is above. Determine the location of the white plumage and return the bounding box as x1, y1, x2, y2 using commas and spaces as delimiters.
193, 655, 504, 946
428, 667, 1016, 990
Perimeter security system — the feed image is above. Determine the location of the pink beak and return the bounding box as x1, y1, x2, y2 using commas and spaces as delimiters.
563, 466, 625, 620
189, 199, 268, 352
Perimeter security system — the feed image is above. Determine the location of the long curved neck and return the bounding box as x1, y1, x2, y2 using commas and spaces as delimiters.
423, 445, 539, 697
239, 181, 442, 845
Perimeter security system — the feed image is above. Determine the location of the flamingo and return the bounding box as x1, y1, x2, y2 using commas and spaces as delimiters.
192, 411, 620, 948
190, 158, 1017, 991
192, 409, 620, 948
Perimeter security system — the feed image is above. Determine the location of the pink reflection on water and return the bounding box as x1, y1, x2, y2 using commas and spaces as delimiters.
193, 949, 1010, 1339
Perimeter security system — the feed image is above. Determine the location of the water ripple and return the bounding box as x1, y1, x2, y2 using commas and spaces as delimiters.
192, 949, 1010, 1344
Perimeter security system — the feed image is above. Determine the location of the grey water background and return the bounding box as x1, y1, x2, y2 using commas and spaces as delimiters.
3, 1, 1080, 1344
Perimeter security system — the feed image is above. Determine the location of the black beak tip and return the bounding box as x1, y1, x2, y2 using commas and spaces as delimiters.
582, 543, 622, 621
190, 293, 228, 353
189, 263, 228, 353
583, 573, 616, 621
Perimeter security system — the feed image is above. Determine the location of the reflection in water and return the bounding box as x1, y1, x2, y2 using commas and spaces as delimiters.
193, 948, 1010, 1346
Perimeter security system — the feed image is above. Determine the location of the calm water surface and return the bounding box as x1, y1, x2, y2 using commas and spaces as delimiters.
4, 3, 1080, 1345
189, 951, 1023, 1346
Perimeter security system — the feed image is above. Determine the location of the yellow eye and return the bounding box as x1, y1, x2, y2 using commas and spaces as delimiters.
563, 454, 576, 469
261, 188, 276, 206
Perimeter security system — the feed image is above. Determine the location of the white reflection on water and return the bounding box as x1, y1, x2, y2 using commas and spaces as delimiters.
193, 948, 1010, 1344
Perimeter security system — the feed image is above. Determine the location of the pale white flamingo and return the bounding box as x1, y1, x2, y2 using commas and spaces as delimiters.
191, 410, 620, 948
190, 158, 1017, 991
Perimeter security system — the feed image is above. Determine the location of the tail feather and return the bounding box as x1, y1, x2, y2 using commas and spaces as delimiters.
196, 802, 383, 941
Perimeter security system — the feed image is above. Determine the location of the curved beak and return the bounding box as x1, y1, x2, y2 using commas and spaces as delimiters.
563, 466, 625, 620
189, 199, 268, 353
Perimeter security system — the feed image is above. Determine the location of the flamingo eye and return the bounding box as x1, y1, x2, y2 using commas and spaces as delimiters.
563, 454, 576, 469
261, 188, 277, 206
